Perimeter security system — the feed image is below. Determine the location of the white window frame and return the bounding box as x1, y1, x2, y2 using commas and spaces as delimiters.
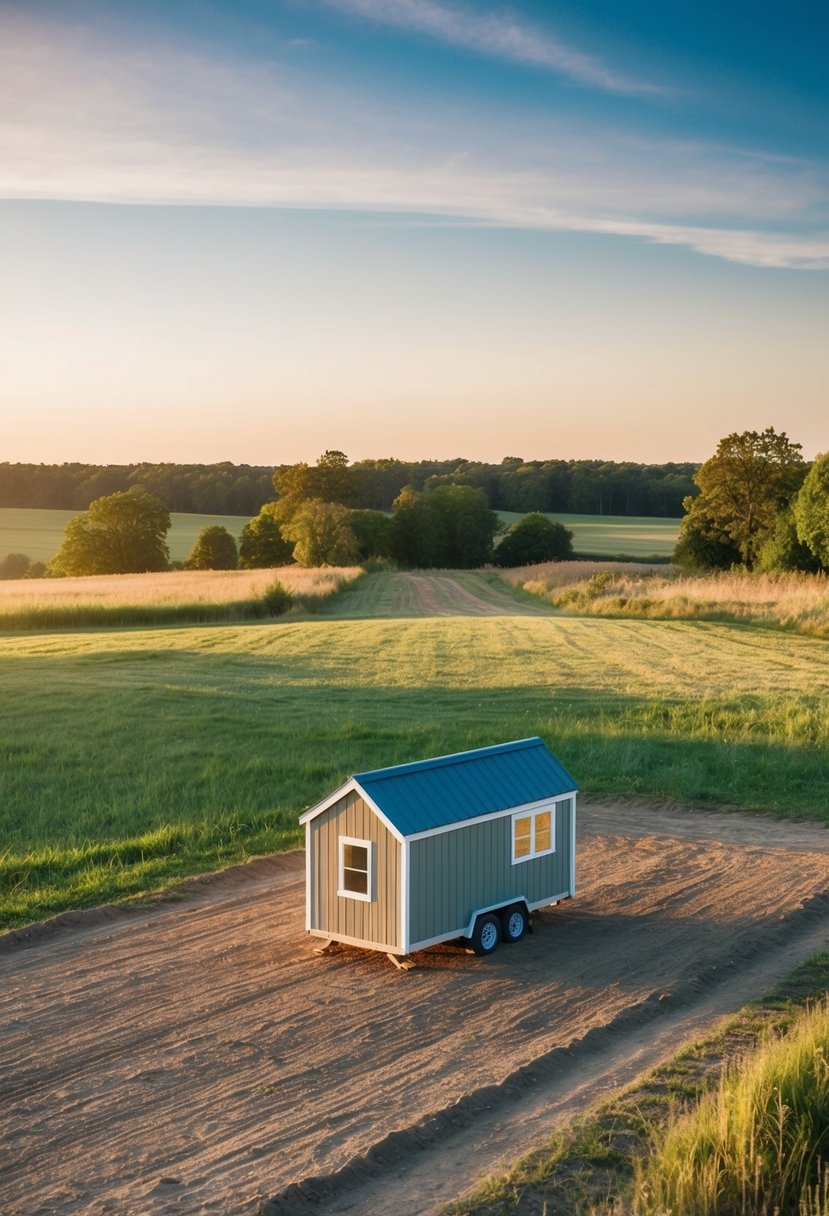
338, 836, 373, 902
511, 802, 557, 865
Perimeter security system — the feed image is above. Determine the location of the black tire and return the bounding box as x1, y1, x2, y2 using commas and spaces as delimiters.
499, 903, 528, 944
470, 913, 501, 956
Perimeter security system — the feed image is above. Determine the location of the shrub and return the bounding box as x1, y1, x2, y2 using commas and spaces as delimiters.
258, 578, 293, 616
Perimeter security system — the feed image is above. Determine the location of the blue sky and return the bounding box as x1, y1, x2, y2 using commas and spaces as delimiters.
1, 0, 827, 465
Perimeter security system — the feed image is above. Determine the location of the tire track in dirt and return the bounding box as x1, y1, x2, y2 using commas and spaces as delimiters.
1, 805, 828, 1216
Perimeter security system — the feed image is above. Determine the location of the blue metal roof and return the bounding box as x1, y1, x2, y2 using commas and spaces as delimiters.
353, 737, 578, 837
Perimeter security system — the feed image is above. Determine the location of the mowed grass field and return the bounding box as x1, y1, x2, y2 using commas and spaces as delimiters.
2, 571, 828, 929
0, 507, 249, 564
498, 511, 679, 557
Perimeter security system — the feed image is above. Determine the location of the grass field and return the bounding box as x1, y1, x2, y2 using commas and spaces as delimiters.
2, 570, 828, 929
0, 565, 362, 629
499, 563, 829, 639
0, 507, 250, 564
498, 511, 679, 558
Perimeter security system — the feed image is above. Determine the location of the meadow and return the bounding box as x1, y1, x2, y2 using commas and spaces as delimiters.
0, 565, 362, 629
0, 506, 249, 564
500, 562, 829, 638
497, 511, 679, 558
1, 570, 828, 928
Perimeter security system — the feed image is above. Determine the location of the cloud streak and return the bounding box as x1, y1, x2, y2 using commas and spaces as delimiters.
1, 12, 827, 271
324, 0, 665, 95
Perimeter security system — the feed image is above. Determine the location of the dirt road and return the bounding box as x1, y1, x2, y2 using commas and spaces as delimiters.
2, 805, 828, 1216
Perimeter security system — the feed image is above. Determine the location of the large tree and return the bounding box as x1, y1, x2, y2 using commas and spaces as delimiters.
281, 499, 358, 567
349, 509, 394, 561
390, 484, 498, 568
495, 513, 573, 567
676, 428, 805, 569
184, 525, 238, 570
51, 489, 170, 576
238, 511, 294, 568
794, 452, 829, 567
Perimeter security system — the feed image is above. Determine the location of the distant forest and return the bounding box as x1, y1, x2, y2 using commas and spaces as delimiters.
0, 458, 698, 518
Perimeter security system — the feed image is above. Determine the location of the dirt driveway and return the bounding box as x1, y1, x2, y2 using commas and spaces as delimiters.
2, 805, 829, 1216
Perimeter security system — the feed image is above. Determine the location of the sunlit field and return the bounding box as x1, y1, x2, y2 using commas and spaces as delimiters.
0, 566, 362, 629
1, 571, 828, 928
498, 512, 679, 558
0, 507, 249, 564
500, 563, 829, 638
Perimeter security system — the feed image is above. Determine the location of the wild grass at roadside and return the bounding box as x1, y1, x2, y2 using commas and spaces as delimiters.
631, 999, 829, 1215
498, 564, 829, 638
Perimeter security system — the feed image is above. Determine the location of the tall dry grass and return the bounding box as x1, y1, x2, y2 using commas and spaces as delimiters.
0, 566, 363, 629
633, 1000, 829, 1216
498, 562, 829, 638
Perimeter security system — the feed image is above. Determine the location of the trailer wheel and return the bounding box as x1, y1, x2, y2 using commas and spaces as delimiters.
500, 904, 528, 943
470, 913, 501, 956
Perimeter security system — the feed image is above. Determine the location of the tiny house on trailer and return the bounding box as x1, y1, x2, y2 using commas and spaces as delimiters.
300, 737, 577, 964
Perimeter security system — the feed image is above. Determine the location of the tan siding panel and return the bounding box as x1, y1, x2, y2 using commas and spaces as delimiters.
309, 792, 401, 951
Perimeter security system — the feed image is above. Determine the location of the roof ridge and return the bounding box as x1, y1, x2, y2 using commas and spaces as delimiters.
354, 736, 543, 784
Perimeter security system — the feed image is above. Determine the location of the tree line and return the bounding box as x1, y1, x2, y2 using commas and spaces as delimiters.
5, 449, 573, 577
0, 457, 697, 518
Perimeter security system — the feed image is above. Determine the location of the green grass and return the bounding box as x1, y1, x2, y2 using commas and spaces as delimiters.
1, 573, 828, 928
497, 512, 679, 559
0, 507, 250, 564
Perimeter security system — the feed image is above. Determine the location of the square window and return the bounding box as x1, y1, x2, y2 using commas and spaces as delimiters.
338, 837, 373, 901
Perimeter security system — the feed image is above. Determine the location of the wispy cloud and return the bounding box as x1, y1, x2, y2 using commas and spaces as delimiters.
2, 11, 827, 270
324, 0, 665, 95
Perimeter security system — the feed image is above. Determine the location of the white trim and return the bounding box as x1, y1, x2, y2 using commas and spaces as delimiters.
401, 837, 410, 955
299, 777, 406, 843
404, 790, 578, 842
337, 836, 374, 902
305, 821, 312, 931
308, 928, 402, 954
407, 889, 573, 953
299, 779, 354, 824
511, 803, 557, 865
570, 796, 577, 897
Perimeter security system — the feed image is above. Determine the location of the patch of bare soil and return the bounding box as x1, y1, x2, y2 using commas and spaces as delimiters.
1, 804, 828, 1216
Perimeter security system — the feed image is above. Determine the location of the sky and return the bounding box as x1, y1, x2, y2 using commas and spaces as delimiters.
1, 0, 827, 466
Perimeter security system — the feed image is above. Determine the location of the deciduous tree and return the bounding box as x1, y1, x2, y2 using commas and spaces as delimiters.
794, 452, 829, 567
184, 526, 238, 570
282, 500, 358, 567
676, 428, 805, 569
51, 489, 170, 576
495, 513, 573, 567
238, 511, 294, 568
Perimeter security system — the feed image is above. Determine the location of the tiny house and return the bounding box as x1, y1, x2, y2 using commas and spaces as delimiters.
300, 737, 577, 961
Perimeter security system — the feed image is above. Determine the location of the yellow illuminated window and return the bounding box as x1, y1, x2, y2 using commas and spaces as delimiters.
512, 805, 556, 863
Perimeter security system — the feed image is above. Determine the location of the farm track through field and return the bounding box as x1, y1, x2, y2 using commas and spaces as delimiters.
325, 571, 553, 617
2, 805, 829, 1215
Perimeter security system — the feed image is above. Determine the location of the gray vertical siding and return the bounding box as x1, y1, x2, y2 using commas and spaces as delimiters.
409, 797, 574, 946
308, 791, 401, 951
